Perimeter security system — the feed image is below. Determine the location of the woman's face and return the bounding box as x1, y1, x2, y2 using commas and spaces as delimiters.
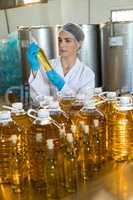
58, 31, 80, 58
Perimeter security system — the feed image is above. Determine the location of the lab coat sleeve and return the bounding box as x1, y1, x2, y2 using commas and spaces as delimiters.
29, 69, 51, 100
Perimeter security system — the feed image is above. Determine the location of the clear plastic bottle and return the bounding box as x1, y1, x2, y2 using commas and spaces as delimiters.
92, 87, 104, 104
102, 92, 117, 116
64, 133, 78, 193
0, 111, 23, 183
46, 100, 72, 135
69, 95, 84, 125
108, 96, 133, 161
45, 139, 60, 199
11, 102, 32, 130
77, 100, 106, 171
4, 102, 32, 173
58, 92, 76, 115
102, 92, 117, 152
27, 109, 60, 189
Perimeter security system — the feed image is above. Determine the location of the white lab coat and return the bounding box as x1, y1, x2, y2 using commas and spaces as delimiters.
29, 57, 95, 100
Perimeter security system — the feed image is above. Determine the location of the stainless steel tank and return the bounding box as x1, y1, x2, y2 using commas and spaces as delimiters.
79, 24, 102, 87
101, 21, 133, 93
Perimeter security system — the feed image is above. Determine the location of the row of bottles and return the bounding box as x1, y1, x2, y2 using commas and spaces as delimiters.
1, 89, 133, 196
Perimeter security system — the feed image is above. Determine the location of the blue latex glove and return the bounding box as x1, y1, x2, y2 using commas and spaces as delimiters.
27, 42, 40, 72
46, 70, 65, 91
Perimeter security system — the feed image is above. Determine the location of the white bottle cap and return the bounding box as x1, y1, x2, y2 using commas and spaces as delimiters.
66, 133, 73, 143
38, 109, 50, 119
39, 96, 54, 108
36, 95, 54, 103
119, 96, 131, 106
48, 101, 60, 109
0, 111, 11, 120
106, 92, 116, 99
47, 139, 54, 149
60, 89, 76, 98
84, 99, 96, 109
94, 87, 103, 94
12, 102, 23, 110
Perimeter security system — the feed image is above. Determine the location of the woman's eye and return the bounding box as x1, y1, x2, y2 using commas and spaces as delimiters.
58, 39, 62, 43
65, 39, 72, 43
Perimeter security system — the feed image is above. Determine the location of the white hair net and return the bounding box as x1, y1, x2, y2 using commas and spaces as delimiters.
60, 23, 85, 42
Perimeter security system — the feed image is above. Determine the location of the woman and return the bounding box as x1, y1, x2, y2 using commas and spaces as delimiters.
27, 23, 95, 101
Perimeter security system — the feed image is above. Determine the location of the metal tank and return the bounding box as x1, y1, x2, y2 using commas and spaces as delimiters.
79, 24, 102, 87
101, 21, 133, 93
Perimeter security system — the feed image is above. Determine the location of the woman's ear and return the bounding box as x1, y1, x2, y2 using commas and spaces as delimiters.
76, 41, 82, 51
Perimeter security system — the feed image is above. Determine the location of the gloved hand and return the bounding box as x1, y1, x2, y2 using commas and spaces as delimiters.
27, 42, 40, 72
46, 70, 65, 91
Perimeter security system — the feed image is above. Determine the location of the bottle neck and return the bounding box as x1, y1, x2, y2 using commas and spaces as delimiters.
0, 118, 12, 123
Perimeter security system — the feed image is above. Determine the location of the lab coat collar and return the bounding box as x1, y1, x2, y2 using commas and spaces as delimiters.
54, 57, 81, 81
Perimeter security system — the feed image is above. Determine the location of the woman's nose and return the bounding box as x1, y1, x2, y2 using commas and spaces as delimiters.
59, 40, 65, 48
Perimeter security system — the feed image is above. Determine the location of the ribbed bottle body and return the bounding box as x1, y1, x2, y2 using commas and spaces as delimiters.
28, 119, 60, 189
108, 109, 133, 161
77, 107, 106, 171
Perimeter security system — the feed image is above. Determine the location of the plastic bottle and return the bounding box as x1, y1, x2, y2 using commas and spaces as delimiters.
108, 96, 133, 161
27, 109, 60, 189
92, 87, 104, 104
102, 92, 117, 152
64, 133, 78, 193
3, 102, 32, 173
102, 92, 117, 115
0, 111, 23, 184
58, 91, 76, 115
45, 139, 60, 199
45, 100, 72, 135
69, 95, 84, 125
77, 100, 106, 171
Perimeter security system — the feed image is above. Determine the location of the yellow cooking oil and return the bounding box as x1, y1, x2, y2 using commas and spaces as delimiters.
27, 109, 60, 189
64, 133, 78, 193
0, 111, 24, 184
77, 100, 106, 171
101, 92, 117, 152
58, 92, 76, 114
108, 96, 133, 161
69, 95, 84, 125
9, 102, 32, 174
46, 100, 72, 135
10, 134, 27, 193
78, 124, 91, 181
45, 139, 60, 199
92, 87, 104, 103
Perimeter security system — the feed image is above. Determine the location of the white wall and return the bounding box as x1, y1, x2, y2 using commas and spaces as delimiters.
0, 0, 62, 38
60, 0, 89, 24
90, 0, 133, 24
0, 11, 9, 39
1, 0, 133, 38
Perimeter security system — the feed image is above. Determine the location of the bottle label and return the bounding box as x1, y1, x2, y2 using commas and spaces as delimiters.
10, 134, 17, 144
93, 119, 99, 128
83, 125, 89, 134
36, 133, 43, 143
71, 125, 76, 133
